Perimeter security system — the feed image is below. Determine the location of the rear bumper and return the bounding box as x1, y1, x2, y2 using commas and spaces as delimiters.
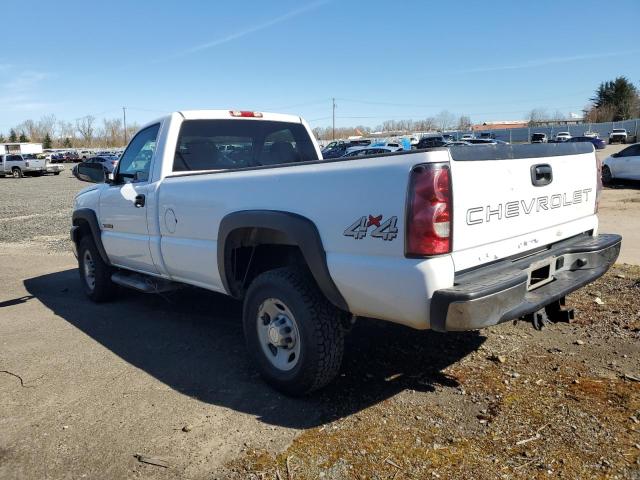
430, 233, 621, 332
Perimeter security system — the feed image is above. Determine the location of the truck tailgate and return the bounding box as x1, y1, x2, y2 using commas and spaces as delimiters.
448, 143, 599, 272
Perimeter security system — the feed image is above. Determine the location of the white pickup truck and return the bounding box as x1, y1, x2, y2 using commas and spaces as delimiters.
0, 153, 46, 178
70, 110, 621, 395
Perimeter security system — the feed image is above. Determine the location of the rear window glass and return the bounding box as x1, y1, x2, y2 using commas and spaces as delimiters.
173, 120, 318, 172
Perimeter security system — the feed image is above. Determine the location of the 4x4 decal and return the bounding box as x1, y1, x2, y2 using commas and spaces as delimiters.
344, 215, 398, 241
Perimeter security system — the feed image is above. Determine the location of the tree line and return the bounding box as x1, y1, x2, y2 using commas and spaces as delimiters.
312, 112, 472, 141
0, 115, 140, 149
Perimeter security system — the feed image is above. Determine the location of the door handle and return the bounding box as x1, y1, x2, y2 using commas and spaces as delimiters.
530, 164, 553, 186
134, 194, 146, 208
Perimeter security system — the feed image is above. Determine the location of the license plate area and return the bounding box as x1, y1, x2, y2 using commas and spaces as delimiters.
527, 257, 558, 291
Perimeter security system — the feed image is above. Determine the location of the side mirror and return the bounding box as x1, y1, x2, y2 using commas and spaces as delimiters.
74, 162, 106, 183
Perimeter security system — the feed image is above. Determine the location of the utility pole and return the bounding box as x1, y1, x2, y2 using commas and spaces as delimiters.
332, 97, 336, 140
123, 106, 127, 144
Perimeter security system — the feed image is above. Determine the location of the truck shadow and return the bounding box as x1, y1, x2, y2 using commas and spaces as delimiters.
24, 269, 485, 429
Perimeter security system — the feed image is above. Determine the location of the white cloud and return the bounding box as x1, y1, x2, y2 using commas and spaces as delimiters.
157, 0, 330, 61
450, 50, 640, 75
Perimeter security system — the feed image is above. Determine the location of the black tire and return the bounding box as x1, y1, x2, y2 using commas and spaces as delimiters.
12, 168, 23, 179
243, 267, 344, 396
54, 172, 61, 175
602, 165, 613, 185
78, 235, 116, 302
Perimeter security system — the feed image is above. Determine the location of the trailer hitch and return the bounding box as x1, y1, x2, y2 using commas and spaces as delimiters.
524, 297, 575, 330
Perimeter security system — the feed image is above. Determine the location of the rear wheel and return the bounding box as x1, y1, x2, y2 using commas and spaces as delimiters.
602, 165, 613, 184
12, 168, 23, 178
53, 171, 61, 175
243, 267, 344, 396
78, 235, 116, 302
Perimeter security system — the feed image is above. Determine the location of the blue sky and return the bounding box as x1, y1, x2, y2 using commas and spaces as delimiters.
1, 0, 639, 132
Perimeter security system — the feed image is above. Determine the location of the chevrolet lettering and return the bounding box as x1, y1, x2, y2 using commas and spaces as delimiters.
466, 188, 593, 225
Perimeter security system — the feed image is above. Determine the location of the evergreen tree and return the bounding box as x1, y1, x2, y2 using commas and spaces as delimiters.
43, 133, 53, 149
9, 129, 18, 142
590, 76, 640, 121
63, 137, 72, 148
18, 132, 29, 143
0, 134, 5, 143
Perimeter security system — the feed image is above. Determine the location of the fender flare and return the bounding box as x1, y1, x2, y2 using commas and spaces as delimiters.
218, 210, 348, 311
71, 208, 111, 265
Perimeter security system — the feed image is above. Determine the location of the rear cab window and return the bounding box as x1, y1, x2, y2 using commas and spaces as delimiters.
173, 120, 318, 172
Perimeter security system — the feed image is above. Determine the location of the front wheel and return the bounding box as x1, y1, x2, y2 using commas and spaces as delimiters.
12, 168, 23, 178
243, 267, 344, 396
78, 236, 116, 302
602, 165, 613, 184
54, 171, 61, 175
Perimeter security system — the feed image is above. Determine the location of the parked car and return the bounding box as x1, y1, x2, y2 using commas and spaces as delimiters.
84, 156, 119, 173
416, 136, 448, 149
461, 134, 475, 140
342, 146, 402, 157
531, 133, 548, 143
566, 136, 606, 150
602, 143, 640, 182
609, 129, 628, 144
31, 153, 64, 175
583, 131, 598, 138
555, 132, 572, 142
444, 141, 472, 146
464, 138, 498, 145
479, 132, 496, 139
70, 108, 620, 395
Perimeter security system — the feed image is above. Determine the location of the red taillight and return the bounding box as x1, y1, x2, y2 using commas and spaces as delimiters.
406, 163, 452, 256
229, 110, 263, 118
595, 155, 602, 213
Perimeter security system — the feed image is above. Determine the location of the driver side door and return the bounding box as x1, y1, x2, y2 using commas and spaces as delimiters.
99, 124, 160, 273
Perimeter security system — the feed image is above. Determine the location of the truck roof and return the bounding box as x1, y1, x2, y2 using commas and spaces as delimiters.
139, 110, 305, 135
179, 110, 302, 123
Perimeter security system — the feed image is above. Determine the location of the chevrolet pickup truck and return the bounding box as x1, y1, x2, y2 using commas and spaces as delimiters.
70, 110, 621, 395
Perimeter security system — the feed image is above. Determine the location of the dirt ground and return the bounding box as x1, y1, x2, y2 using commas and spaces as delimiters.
0, 152, 639, 479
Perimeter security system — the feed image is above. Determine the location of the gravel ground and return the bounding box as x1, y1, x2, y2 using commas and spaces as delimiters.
226, 265, 640, 479
0, 167, 82, 253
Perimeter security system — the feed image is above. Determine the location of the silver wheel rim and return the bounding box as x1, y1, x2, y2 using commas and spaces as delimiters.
12, 170, 19, 178
83, 249, 96, 290
257, 298, 301, 371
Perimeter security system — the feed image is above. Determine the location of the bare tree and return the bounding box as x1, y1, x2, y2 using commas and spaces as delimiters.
527, 108, 548, 126
39, 114, 57, 138
75, 115, 95, 146
436, 110, 456, 131
457, 115, 472, 131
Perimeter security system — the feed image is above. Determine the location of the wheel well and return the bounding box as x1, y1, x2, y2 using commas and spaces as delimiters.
72, 218, 92, 244
224, 227, 308, 298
